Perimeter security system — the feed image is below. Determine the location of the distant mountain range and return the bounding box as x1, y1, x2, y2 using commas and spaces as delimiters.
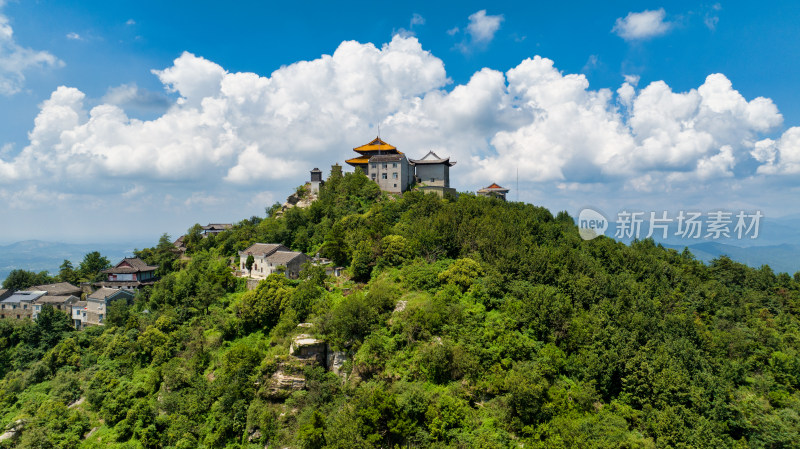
590, 214, 800, 275
0, 240, 153, 283
662, 241, 800, 275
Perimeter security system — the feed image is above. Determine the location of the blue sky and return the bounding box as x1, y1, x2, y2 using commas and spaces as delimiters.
1, 0, 799, 244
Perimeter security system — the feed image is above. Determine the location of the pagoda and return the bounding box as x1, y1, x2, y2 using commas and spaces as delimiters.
345, 137, 404, 172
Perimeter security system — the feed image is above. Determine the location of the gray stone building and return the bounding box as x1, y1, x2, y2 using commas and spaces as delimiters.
238, 243, 310, 280
72, 287, 134, 328
310, 168, 323, 194
368, 154, 414, 194
32, 295, 79, 319
409, 151, 457, 197
0, 291, 44, 320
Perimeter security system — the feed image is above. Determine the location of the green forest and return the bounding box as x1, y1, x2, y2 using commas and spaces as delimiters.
1, 167, 799, 448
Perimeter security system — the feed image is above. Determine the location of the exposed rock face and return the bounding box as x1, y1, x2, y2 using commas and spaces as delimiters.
290, 334, 327, 365
262, 357, 316, 400
275, 184, 318, 217
394, 300, 408, 313
247, 429, 262, 442
264, 371, 306, 400
245, 279, 261, 291
326, 347, 347, 376
0, 419, 24, 442
262, 333, 350, 400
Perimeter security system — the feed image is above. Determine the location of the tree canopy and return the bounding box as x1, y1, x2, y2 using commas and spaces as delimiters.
1, 169, 799, 448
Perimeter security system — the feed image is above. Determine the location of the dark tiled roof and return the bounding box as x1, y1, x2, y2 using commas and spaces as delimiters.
409, 151, 456, 166
202, 224, 232, 231
266, 251, 309, 266
239, 243, 289, 257
369, 154, 404, 163
35, 295, 78, 305
95, 280, 156, 288
26, 282, 81, 296
102, 257, 158, 274
73, 301, 88, 308
88, 287, 121, 300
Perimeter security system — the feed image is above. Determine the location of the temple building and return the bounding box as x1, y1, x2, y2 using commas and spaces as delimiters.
477, 183, 510, 201
345, 137, 454, 195
345, 137, 415, 193
345, 137, 402, 171
409, 151, 457, 197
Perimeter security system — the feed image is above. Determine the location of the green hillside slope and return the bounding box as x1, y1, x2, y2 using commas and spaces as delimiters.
1, 169, 799, 448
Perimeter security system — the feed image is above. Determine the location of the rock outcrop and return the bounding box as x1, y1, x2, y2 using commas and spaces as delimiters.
326, 348, 347, 376
289, 334, 327, 365
0, 419, 24, 442
274, 184, 318, 217
261, 327, 350, 399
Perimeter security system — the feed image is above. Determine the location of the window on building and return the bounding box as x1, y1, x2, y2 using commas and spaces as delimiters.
430, 178, 435, 182
392, 163, 397, 168
371, 163, 376, 168
382, 173, 387, 179
371, 173, 376, 180
393, 183, 397, 188
383, 163, 387, 169
393, 172, 398, 178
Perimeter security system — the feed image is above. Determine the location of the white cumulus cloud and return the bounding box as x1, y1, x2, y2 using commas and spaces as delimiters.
613, 8, 672, 40
454, 10, 504, 53
1, 35, 798, 240
466, 10, 504, 44
755, 127, 800, 175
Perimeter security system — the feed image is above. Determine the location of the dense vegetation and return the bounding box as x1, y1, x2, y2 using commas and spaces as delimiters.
1, 168, 799, 448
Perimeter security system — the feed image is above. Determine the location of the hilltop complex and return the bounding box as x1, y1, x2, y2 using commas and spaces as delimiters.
344, 137, 458, 197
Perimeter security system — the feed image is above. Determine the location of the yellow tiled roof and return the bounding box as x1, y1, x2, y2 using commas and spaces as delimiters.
353, 137, 397, 153
345, 157, 371, 165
